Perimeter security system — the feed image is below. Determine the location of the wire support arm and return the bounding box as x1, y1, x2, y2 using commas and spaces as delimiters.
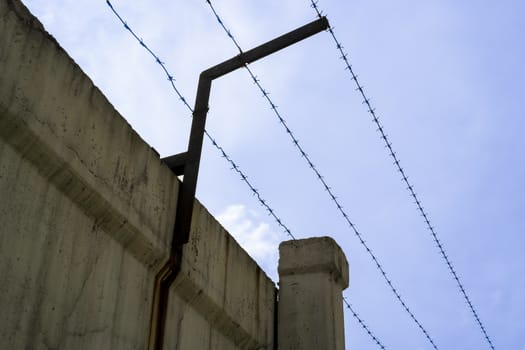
167, 16, 328, 247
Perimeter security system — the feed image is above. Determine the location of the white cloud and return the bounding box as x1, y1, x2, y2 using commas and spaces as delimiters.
216, 204, 279, 280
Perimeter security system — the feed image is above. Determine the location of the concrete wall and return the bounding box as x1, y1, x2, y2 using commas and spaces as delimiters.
0, 1, 276, 349
165, 203, 276, 349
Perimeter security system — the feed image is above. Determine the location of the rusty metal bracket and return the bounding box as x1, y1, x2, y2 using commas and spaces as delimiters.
152, 16, 329, 350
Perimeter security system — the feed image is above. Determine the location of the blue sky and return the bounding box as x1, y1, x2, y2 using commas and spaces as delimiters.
22, 0, 524, 349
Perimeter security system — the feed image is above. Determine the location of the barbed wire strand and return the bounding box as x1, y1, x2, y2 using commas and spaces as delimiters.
105, 0, 296, 241
204, 1, 432, 348
307, 1, 495, 349
343, 297, 386, 350
105, 1, 387, 348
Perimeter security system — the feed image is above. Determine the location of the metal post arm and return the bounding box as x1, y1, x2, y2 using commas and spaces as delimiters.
162, 16, 328, 249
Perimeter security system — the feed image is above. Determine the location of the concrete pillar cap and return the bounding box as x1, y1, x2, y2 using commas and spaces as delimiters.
278, 236, 349, 289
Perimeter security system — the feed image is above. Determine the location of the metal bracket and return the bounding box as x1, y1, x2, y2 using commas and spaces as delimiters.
164, 16, 329, 249
152, 17, 329, 349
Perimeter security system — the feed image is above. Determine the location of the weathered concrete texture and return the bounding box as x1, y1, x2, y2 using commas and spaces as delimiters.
0, 0, 177, 268
0, 1, 277, 349
0, 140, 154, 349
278, 237, 349, 350
164, 202, 276, 349
0, 1, 176, 348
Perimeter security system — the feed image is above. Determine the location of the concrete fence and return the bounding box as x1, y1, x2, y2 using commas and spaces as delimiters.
0, 1, 349, 349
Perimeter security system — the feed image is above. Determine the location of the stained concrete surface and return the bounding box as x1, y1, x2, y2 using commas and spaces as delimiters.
0, 1, 277, 349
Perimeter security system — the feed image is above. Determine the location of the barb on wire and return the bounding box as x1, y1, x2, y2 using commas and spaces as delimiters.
308, 0, 495, 349
343, 297, 386, 349
105, 0, 295, 241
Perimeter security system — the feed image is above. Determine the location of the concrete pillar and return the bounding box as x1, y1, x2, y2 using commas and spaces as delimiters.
278, 237, 349, 350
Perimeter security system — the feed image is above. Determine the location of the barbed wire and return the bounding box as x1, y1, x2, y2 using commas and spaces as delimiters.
105, 1, 387, 348
105, 0, 295, 241
307, 0, 495, 349
204, 1, 431, 348
203, 130, 296, 240
343, 297, 386, 349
